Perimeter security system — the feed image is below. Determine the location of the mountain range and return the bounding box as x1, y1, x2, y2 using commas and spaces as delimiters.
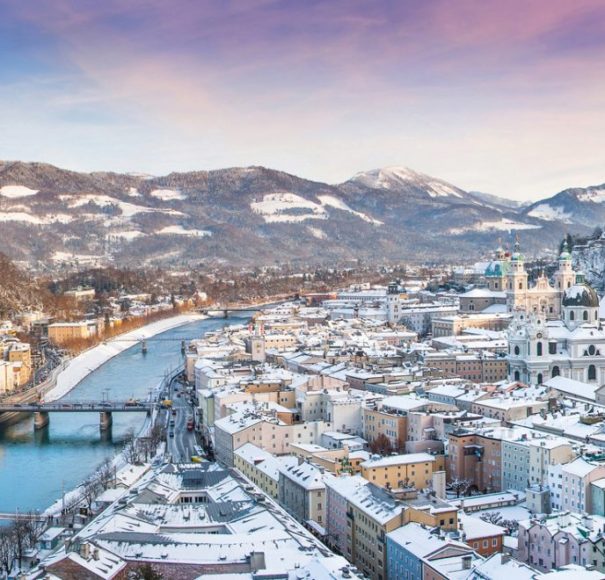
0, 160, 601, 270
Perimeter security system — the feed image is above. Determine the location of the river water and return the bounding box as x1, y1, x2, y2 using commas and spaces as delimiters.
0, 315, 247, 513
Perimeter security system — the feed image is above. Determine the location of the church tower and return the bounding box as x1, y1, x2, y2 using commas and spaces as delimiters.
554, 239, 575, 294
507, 237, 528, 312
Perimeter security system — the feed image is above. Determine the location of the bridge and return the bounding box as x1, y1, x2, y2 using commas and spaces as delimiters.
0, 400, 154, 430
199, 306, 261, 318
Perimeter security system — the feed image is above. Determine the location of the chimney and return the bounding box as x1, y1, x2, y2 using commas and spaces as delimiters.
80, 542, 91, 560
93, 548, 100, 561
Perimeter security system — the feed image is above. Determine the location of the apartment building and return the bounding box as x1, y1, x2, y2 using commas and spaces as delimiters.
234, 442, 298, 499
360, 453, 437, 491
213, 408, 331, 466
278, 461, 326, 530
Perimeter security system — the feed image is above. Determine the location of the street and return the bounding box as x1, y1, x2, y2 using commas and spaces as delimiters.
165, 375, 198, 462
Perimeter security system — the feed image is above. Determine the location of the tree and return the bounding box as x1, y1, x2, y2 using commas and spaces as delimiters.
129, 563, 163, 579
450, 478, 471, 498
97, 458, 115, 490
480, 511, 503, 525
369, 433, 393, 456
0, 529, 14, 578
80, 476, 102, 514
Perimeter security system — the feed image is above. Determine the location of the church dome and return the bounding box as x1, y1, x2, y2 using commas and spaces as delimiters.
562, 281, 599, 308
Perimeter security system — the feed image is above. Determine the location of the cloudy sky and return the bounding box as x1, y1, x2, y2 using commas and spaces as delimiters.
1, 0, 604, 200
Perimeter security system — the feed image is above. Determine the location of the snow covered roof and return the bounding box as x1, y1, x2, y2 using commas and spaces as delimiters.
361, 452, 435, 469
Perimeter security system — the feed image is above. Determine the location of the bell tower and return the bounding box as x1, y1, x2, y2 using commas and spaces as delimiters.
554, 239, 575, 293
507, 236, 528, 312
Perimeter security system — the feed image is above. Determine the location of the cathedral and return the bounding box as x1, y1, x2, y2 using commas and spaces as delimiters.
503, 239, 605, 386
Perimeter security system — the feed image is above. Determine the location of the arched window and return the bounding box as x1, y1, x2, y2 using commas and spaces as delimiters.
537, 373, 543, 385
518, 282, 523, 290
537, 342, 543, 356
589, 365, 597, 381
570, 311, 575, 321
514, 370, 520, 382
514, 345, 520, 356
552, 366, 560, 378
584, 310, 589, 321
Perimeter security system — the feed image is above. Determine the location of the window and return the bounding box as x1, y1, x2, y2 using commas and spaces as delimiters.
552, 366, 560, 378
514, 345, 520, 356
584, 310, 589, 321
589, 345, 596, 356
570, 311, 575, 321
537, 373, 543, 385
514, 370, 520, 381
589, 365, 597, 381
549, 342, 557, 355
483, 540, 488, 548
492, 538, 498, 547
537, 342, 543, 356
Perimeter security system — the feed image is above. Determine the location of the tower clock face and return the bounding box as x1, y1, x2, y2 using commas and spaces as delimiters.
536, 333, 543, 339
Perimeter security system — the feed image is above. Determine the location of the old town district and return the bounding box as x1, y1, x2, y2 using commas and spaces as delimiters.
39, 238, 605, 580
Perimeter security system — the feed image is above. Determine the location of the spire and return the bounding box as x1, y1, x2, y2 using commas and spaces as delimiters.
512, 234, 523, 261
560, 238, 571, 261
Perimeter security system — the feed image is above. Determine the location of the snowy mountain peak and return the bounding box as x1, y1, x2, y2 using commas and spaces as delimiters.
348, 166, 464, 199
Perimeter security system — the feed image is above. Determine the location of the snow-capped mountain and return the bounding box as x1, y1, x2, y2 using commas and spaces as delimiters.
347, 166, 467, 200
0, 161, 595, 269
524, 184, 605, 227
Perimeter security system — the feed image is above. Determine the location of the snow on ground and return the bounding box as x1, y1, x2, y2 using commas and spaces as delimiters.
51, 251, 104, 264
577, 188, 605, 203
251, 192, 382, 224
449, 219, 542, 235
307, 226, 327, 240
0, 212, 73, 224
149, 188, 186, 201
426, 181, 463, 198
527, 203, 573, 223
44, 313, 207, 402
157, 225, 211, 237
0, 185, 39, 198
66, 194, 185, 218
251, 193, 326, 223
127, 187, 142, 197
108, 230, 146, 240
317, 195, 383, 225
351, 167, 463, 198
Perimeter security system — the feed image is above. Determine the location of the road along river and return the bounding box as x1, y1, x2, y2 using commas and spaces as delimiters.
0, 314, 250, 513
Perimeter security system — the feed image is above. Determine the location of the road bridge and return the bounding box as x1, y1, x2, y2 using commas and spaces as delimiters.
0, 401, 154, 430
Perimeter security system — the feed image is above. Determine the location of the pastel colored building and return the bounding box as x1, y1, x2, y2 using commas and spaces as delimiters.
360, 452, 437, 491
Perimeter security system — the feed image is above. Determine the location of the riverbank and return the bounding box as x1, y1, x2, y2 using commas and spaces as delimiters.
44, 312, 206, 402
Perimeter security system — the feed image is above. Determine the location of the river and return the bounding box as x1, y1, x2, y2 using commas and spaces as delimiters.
0, 315, 248, 513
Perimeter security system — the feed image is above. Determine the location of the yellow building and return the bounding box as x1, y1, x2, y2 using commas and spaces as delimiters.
360, 452, 437, 490
48, 322, 91, 345
234, 442, 298, 499
6, 343, 32, 386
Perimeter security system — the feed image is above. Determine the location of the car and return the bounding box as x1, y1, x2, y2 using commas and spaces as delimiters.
169, 430, 175, 438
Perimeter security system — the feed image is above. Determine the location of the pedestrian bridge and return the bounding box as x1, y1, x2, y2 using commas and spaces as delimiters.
0, 400, 154, 430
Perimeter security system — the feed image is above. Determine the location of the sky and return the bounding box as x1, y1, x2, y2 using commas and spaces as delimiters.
1, 0, 605, 200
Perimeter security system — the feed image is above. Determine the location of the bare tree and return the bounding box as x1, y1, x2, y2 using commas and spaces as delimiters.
80, 476, 102, 514
11, 519, 30, 570
480, 511, 503, 525
123, 429, 142, 464
450, 478, 471, 498
129, 563, 163, 579
97, 458, 115, 490
369, 433, 393, 456
0, 529, 14, 578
